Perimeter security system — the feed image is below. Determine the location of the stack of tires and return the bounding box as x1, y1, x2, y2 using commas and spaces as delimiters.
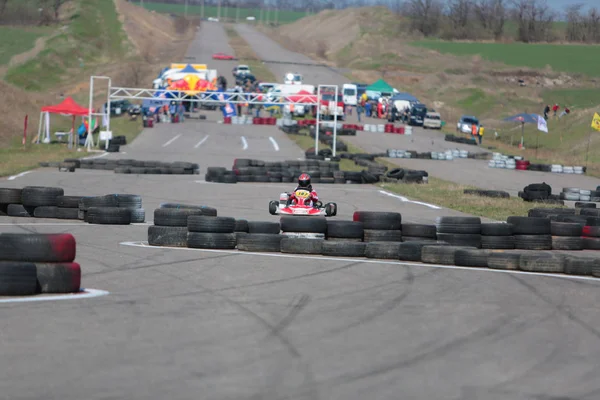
480, 223, 514, 249
551, 221, 584, 250
1, 186, 64, 218
382, 168, 428, 184
401, 223, 437, 242
582, 222, 600, 250
78, 194, 145, 225
506, 216, 552, 250
322, 220, 366, 257
148, 203, 217, 247
528, 207, 575, 219
75, 158, 200, 175
205, 167, 237, 183
354, 211, 402, 242
0, 233, 80, 295
187, 216, 237, 249
236, 221, 282, 252
435, 216, 482, 248
518, 182, 560, 203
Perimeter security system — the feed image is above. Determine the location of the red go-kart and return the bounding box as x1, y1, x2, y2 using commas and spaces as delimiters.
269, 189, 337, 216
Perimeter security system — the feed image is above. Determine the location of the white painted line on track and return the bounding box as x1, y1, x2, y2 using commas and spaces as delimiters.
0, 288, 109, 304
120, 241, 600, 283
241, 136, 248, 150
379, 190, 442, 209
162, 134, 182, 147
7, 171, 32, 181
82, 152, 109, 160
269, 137, 280, 151
194, 135, 210, 148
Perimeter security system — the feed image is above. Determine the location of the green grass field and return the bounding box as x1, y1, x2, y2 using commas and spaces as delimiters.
0, 27, 52, 65
411, 41, 600, 77
5, 0, 128, 91
134, 1, 309, 23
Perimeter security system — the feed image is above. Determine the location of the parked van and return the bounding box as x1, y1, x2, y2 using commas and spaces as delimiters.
342, 84, 357, 106
423, 111, 442, 129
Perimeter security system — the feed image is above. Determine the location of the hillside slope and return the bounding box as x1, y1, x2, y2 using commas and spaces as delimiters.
0, 0, 196, 146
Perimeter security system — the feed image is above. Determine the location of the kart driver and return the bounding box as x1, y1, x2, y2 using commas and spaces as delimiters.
287, 173, 319, 207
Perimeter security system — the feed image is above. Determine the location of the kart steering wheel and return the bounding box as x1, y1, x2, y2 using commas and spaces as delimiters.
314, 200, 323, 208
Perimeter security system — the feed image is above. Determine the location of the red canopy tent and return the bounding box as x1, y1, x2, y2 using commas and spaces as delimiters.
38, 97, 92, 147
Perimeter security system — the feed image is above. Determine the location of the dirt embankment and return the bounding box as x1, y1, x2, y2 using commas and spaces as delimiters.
0, 0, 198, 146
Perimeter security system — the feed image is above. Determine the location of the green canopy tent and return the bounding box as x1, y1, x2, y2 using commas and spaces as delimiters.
366, 79, 395, 93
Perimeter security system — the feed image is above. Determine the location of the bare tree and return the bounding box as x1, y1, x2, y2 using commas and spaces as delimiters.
0, 0, 9, 18
565, 3, 584, 41
473, 0, 506, 39
512, 0, 555, 42
582, 7, 600, 42
404, 0, 443, 36
446, 0, 472, 39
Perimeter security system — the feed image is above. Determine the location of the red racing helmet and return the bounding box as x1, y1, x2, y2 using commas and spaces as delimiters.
298, 173, 311, 187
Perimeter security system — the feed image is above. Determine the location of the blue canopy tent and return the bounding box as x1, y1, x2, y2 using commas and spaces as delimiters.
390, 92, 419, 103
502, 113, 543, 149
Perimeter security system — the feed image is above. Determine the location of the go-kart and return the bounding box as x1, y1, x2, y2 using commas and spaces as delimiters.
269, 189, 337, 216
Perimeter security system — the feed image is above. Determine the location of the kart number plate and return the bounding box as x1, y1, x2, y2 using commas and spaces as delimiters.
295, 190, 310, 199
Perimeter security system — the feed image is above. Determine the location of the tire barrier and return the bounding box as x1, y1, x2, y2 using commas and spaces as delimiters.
0, 233, 81, 295
145, 211, 600, 278
0, 186, 145, 224
519, 183, 600, 205
204, 157, 429, 185
386, 149, 490, 160
489, 152, 586, 174
56, 158, 200, 175
445, 134, 478, 146
464, 189, 510, 199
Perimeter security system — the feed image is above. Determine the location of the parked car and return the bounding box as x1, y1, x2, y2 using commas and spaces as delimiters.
457, 115, 480, 134
232, 65, 251, 77
423, 111, 442, 129
408, 103, 427, 126
284, 72, 303, 85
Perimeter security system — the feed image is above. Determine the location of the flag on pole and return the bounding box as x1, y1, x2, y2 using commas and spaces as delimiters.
591, 112, 600, 131
537, 114, 548, 133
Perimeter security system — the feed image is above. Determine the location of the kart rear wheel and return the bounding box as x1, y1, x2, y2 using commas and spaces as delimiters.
269, 200, 278, 215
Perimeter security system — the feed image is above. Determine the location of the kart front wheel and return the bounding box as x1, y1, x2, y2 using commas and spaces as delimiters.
325, 202, 337, 217
269, 200, 278, 215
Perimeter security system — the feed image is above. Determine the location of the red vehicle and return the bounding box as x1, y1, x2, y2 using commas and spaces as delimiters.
269, 189, 337, 217
212, 52, 235, 60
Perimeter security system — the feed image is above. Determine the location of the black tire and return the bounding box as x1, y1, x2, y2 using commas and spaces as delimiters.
365, 242, 402, 259
528, 208, 574, 218
0, 233, 76, 262
115, 194, 142, 209
583, 237, 600, 250
435, 233, 481, 248
33, 206, 58, 219
401, 236, 438, 242
398, 241, 450, 261
363, 229, 402, 242
234, 219, 249, 232
481, 235, 515, 249
56, 195, 83, 208
159, 203, 217, 216
564, 256, 595, 276
248, 221, 280, 234
0, 188, 22, 204
6, 204, 35, 217
280, 238, 324, 254
506, 216, 551, 235
35, 262, 81, 293
269, 200, 278, 215
551, 236, 583, 250
56, 207, 80, 220
422, 245, 474, 265
519, 252, 565, 273
79, 195, 119, 210
454, 249, 492, 267
87, 207, 131, 225
575, 202, 596, 208
551, 222, 583, 236
154, 208, 205, 227
0, 262, 37, 295
487, 251, 524, 270
237, 233, 282, 252
401, 223, 437, 238
326, 220, 364, 239
353, 211, 402, 230
129, 208, 145, 223
435, 216, 481, 234
148, 226, 188, 247
187, 232, 236, 249
188, 216, 236, 233
481, 223, 513, 236
514, 234, 552, 250
280, 216, 327, 233
21, 186, 64, 207
321, 241, 366, 257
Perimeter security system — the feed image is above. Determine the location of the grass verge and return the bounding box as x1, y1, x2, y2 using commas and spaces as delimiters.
0, 116, 143, 177
0, 26, 52, 66
286, 129, 560, 220
224, 25, 276, 83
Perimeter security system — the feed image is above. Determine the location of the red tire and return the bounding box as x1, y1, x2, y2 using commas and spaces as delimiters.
35, 262, 81, 293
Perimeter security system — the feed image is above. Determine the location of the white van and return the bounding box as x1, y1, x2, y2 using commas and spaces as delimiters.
342, 84, 357, 106
423, 112, 442, 129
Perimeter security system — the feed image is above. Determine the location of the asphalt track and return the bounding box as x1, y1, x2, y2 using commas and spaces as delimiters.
235, 24, 599, 195
1, 22, 600, 400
